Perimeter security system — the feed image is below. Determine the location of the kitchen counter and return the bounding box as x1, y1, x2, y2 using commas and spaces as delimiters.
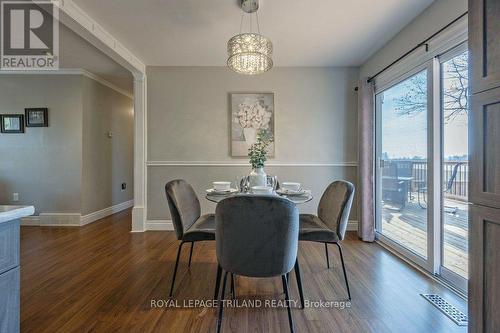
0, 205, 35, 224
0, 204, 33, 333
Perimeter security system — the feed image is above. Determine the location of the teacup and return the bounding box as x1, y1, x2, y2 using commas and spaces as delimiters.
281, 182, 301, 192
251, 186, 274, 195
213, 181, 231, 191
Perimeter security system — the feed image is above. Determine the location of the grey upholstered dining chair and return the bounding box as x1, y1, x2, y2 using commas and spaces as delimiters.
299, 180, 355, 300
214, 195, 301, 333
165, 179, 215, 297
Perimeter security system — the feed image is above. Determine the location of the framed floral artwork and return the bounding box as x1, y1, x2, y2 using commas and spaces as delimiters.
230, 92, 275, 157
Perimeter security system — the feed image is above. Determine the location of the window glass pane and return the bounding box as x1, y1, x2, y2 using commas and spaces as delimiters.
441, 50, 469, 279
377, 69, 428, 259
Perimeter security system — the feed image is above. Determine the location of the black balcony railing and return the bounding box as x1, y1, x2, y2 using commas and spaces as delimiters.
382, 159, 468, 201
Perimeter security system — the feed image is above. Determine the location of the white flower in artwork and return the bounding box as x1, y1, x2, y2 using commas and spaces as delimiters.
236, 98, 272, 129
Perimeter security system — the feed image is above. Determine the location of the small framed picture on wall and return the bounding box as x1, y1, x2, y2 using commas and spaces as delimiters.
25, 108, 48, 127
1, 114, 25, 133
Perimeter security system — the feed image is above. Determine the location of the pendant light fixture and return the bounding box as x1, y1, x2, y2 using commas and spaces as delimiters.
227, 0, 273, 75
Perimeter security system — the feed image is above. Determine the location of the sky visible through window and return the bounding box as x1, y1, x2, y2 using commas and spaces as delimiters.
380, 70, 428, 160
378, 51, 468, 161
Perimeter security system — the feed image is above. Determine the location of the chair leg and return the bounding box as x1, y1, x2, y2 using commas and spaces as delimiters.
216, 272, 228, 333
169, 241, 186, 297
230, 274, 236, 299
188, 242, 194, 267
214, 264, 222, 300
294, 259, 305, 309
335, 243, 351, 301
325, 243, 330, 269
281, 275, 295, 333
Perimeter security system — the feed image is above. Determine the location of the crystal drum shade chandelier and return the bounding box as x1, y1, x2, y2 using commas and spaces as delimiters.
227, 0, 273, 75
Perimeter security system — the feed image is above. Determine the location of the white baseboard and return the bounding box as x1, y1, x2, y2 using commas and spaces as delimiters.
23, 213, 81, 226
21, 216, 43, 226
21, 200, 134, 227
347, 220, 358, 231
81, 200, 134, 225
144, 219, 359, 232
131, 206, 146, 232
145, 220, 174, 231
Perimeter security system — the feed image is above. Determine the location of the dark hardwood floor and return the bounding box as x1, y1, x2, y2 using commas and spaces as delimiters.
20, 209, 467, 333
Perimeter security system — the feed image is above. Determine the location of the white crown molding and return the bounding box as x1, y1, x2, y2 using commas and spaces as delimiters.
144, 220, 358, 232
54, 0, 145, 73
146, 161, 358, 167
0, 68, 133, 99
133, 72, 146, 82
79, 69, 133, 99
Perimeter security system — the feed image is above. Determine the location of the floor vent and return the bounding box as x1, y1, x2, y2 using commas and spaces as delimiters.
420, 294, 468, 326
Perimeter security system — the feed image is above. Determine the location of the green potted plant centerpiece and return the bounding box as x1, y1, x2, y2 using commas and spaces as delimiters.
248, 129, 274, 187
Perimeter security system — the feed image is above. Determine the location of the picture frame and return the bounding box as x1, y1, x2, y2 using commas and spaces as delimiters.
230, 92, 275, 157
1, 114, 25, 133
25, 108, 48, 127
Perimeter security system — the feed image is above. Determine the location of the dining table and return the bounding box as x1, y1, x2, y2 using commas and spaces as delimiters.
206, 190, 313, 205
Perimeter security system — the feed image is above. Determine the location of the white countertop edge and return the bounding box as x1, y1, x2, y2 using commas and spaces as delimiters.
0, 205, 35, 224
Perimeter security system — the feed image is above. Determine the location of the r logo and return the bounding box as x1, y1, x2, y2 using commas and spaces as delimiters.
1, 1, 59, 70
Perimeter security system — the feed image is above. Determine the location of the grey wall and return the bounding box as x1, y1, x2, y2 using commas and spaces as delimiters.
146, 66, 359, 220
0, 74, 134, 217
360, 0, 467, 78
81, 77, 134, 215
0, 75, 83, 214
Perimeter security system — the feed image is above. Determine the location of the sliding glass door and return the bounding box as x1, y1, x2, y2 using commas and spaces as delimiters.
375, 43, 469, 292
375, 68, 430, 264
440, 47, 469, 290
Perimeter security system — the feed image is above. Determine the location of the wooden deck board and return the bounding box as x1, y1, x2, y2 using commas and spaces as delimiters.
381, 195, 468, 278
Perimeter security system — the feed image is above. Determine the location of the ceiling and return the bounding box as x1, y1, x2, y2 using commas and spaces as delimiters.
59, 24, 133, 93
73, 0, 434, 67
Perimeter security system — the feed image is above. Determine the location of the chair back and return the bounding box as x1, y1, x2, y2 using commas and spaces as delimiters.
165, 179, 201, 240
317, 181, 355, 241
215, 195, 299, 277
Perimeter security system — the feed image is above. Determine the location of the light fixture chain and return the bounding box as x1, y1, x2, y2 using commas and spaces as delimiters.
239, 11, 244, 34
256, 11, 261, 34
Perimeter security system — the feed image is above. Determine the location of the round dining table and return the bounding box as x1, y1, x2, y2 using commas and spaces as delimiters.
206, 191, 313, 205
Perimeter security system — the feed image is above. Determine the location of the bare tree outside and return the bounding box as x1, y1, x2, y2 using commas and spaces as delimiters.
394, 52, 468, 123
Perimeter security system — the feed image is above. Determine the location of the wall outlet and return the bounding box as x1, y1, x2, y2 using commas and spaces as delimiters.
13, 193, 19, 202
121, 183, 127, 191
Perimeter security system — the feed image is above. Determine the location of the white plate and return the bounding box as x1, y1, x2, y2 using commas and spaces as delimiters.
206, 188, 239, 195
276, 189, 309, 197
